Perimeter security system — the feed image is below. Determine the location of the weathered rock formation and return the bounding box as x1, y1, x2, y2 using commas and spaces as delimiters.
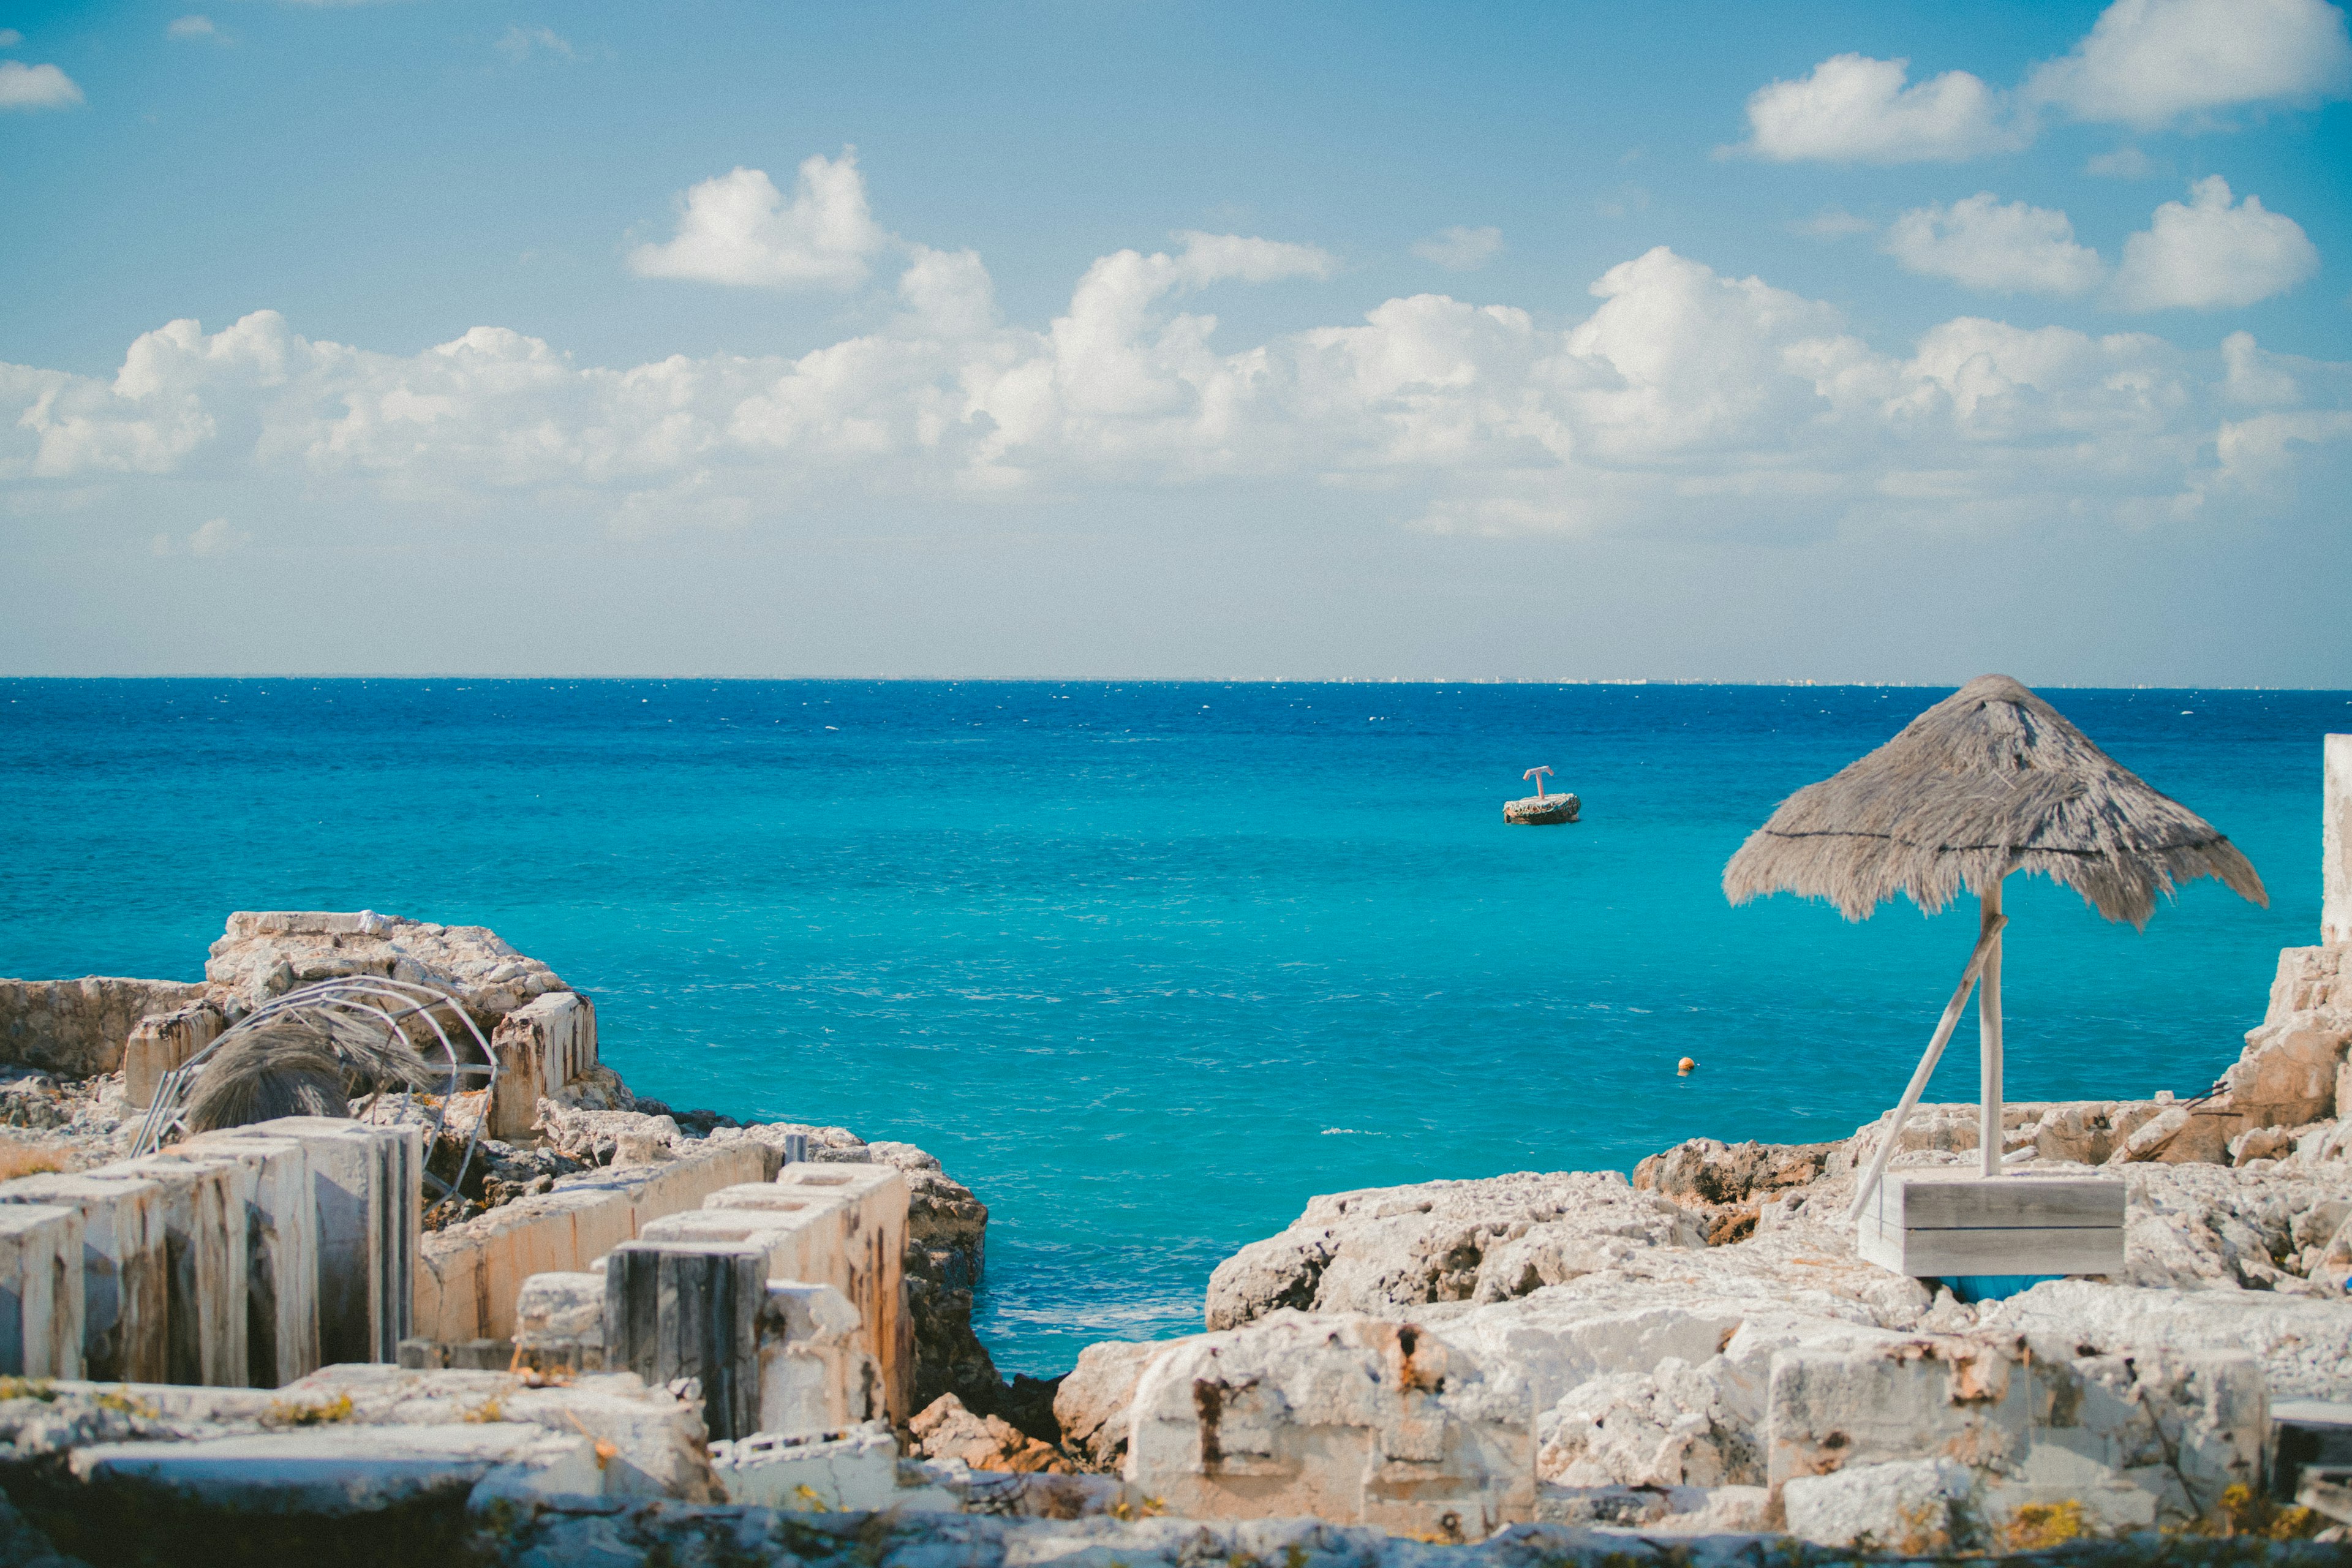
0, 978, 206, 1077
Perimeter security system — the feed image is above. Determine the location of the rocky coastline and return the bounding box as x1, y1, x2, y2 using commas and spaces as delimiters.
2, 908, 2349, 1562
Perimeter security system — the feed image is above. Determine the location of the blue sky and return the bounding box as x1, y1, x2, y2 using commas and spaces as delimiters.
2, 0, 2348, 680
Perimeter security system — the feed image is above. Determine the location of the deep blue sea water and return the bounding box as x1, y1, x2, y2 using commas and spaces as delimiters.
1, 679, 2343, 1373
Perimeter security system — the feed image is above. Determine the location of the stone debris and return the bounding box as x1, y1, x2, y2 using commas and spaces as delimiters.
910, 1392, 1070, 1473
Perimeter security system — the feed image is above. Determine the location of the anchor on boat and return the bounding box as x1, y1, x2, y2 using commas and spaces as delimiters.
1504, 764, 1580, 824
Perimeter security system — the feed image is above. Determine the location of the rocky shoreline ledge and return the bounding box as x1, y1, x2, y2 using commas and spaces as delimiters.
1, 909, 2348, 1564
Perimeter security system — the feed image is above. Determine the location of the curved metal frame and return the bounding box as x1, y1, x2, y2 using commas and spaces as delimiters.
133, 977, 500, 1199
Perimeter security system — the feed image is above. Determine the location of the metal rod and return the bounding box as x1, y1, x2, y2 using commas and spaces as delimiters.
1844, 911, 2011, 1225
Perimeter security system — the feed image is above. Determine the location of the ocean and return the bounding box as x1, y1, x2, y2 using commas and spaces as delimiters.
1, 679, 2341, 1373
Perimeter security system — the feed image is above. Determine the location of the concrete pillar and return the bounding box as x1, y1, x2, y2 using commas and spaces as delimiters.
243, 1118, 420, 1365
488, 992, 597, 1142
766, 1163, 910, 1422
0, 1173, 169, 1382
89, 1156, 247, 1387
0, 1203, 85, 1378
124, 1005, 225, 1110
185, 1132, 323, 1387
2326, 734, 2351, 945
756, 1281, 879, 1438
604, 1240, 767, 1442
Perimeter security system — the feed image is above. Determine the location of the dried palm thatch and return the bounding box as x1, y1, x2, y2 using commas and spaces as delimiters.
1723, 674, 2266, 928
184, 1010, 436, 1134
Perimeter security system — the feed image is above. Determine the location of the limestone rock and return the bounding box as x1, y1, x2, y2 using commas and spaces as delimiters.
0, 978, 207, 1078
1054, 1336, 1186, 1472
1124, 1311, 1535, 1539
2111, 1159, 2352, 1294
908, 1393, 1069, 1474
2220, 1011, 2351, 1129
1632, 1137, 1840, 1210
202, 910, 566, 1025
1979, 1279, 2352, 1400
1781, 1458, 1977, 1553
2267, 941, 2352, 1020
1204, 1171, 1705, 1330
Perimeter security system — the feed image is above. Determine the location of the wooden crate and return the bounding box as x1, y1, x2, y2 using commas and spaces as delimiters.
1856, 1169, 2125, 1278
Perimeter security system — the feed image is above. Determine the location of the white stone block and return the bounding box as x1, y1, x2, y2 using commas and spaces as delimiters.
415, 1138, 771, 1346
1766, 1335, 2263, 1533
1126, 1311, 1535, 1538
0, 1172, 170, 1382
233, 1117, 419, 1364
0, 1203, 84, 1379
183, 1132, 323, 1387
1782, 1458, 1976, 1551
756, 1280, 879, 1439
765, 1163, 910, 1420
710, 1420, 898, 1510
88, 1155, 246, 1387
513, 1269, 606, 1376
67, 1423, 603, 1513
488, 992, 597, 1142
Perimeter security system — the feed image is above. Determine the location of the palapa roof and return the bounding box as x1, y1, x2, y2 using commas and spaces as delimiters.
1722, 674, 2266, 927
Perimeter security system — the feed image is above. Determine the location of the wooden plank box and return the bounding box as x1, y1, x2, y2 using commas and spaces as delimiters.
1857, 1169, 2125, 1278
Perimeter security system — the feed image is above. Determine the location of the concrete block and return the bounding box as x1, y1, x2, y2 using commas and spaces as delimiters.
87, 1156, 247, 1387
415, 1138, 771, 1345
766, 1162, 910, 1420
0, 1203, 84, 1378
225, 1117, 418, 1365
697, 1186, 848, 1285
1858, 1169, 2124, 1278
67, 1423, 603, 1513
710, 1421, 898, 1510
181, 1133, 323, 1387
758, 1281, 880, 1438
1765, 1335, 2263, 1533
0, 1172, 170, 1382
488, 991, 597, 1142
605, 1240, 767, 1442
513, 1270, 605, 1377
124, 1003, 224, 1109
1126, 1311, 1536, 1539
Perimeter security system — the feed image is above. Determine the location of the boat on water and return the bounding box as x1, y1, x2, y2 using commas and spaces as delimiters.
1504, 764, 1580, 824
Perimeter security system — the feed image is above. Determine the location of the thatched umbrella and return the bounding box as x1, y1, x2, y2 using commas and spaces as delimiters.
1724, 674, 2266, 1219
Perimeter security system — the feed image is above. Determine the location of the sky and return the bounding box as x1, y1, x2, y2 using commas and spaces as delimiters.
2, 0, 2348, 682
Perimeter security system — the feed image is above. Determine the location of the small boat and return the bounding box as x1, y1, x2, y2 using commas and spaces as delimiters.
1504, 765, 1580, 824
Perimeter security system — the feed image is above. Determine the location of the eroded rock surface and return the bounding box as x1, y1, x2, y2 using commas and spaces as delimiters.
1205, 1171, 1705, 1330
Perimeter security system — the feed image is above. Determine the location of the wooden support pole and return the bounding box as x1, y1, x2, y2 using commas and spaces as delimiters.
1844, 911, 2010, 1224
1978, 880, 2005, 1180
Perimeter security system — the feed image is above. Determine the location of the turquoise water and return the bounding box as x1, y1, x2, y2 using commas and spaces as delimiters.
0, 679, 2340, 1372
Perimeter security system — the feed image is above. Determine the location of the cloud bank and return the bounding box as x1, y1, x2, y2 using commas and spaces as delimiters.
6, 237, 2343, 548
1736, 0, 2352, 161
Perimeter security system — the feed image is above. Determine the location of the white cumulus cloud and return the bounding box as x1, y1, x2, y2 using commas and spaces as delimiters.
150, 518, 251, 557
1412, 226, 1504, 271
167, 15, 220, 39
5, 243, 2346, 548
2084, 146, 2157, 178
628, 151, 887, 290
2026, 0, 2352, 128
1736, 54, 2022, 162
0, 60, 82, 110
1884, 194, 2106, 296
0, 29, 21, 47
2112, 176, 2320, 310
